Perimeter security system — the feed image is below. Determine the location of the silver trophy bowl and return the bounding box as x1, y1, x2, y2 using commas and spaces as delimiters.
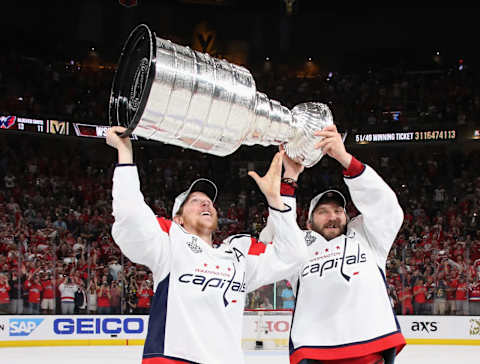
109, 24, 333, 167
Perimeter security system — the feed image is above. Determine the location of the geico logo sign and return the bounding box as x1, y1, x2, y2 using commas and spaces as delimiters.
411, 321, 438, 333
9, 318, 45, 336
54, 318, 144, 335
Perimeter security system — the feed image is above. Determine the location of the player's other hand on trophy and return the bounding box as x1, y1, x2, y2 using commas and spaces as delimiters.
248, 151, 285, 211
314, 125, 352, 169
106, 126, 133, 164
279, 144, 304, 181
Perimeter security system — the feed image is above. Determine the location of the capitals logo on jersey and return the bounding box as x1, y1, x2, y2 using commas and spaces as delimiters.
302, 242, 367, 282
0, 116, 16, 129
179, 262, 246, 307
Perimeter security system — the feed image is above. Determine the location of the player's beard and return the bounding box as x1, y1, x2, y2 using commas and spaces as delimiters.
311, 218, 347, 241
183, 212, 218, 234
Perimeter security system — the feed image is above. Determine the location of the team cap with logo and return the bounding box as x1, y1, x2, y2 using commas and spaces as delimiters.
172, 178, 218, 218
308, 189, 347, 221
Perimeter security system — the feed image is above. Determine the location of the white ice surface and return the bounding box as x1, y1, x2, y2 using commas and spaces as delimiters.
1, 345, 479, 364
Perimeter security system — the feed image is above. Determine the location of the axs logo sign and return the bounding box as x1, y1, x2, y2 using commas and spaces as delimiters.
411, 321, 438, 333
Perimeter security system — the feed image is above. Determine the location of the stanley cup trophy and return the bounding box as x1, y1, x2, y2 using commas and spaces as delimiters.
109, 24, 334, 167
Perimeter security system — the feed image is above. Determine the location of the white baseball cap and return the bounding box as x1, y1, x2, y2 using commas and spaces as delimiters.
172, 178, 218, 218
308, 189, 347, 221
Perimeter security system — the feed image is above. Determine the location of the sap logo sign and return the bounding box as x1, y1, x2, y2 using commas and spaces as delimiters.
411, 321, 438, 333
54, 318, 144, 335
9, 319, 44, 336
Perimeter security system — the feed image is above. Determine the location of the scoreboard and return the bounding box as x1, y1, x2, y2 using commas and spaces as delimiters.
1, 114, 478, 146
0, 115, 137, 140
354, 129, 457, 144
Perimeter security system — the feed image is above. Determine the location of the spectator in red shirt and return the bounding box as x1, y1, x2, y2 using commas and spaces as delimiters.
398, 286, 413, 315
446, 273, 458, 315
413, 278, 427, 314
452, 242, 465, 260
97, 277, 111, 314
0, 273, 11, 314
41, 273, 56, 314
25, 274, 43, 314
136, 280, 153, 314
455, 275, 469, 315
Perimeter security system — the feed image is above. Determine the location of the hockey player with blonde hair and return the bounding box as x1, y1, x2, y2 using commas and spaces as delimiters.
106, 126, 307, 364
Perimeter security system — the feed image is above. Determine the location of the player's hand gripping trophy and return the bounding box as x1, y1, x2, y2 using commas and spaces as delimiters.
109, 24, 335, 167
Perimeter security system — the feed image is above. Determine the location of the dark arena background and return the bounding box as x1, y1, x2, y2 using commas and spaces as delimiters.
0, 1, 479, 363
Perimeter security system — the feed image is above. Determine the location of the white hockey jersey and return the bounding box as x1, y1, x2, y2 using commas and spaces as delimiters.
111, 165, 307, 364
261, 159, 406, 363
58, 283, 78, 303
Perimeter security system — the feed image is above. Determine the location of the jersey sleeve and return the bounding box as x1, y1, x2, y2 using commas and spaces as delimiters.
258, 184, 302, 295
243, 198, 307, 292
343, 159, 404, 269
259, 181, 298, 244
111, 165, 172, 280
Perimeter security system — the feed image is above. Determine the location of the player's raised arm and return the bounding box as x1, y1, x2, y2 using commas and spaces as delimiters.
245, 151, 307, 291
315, 125, 403, 265
106, 126, 134, 164
258, 146, 304, 292
247, 150, 286, 211
107, 127, 171, 276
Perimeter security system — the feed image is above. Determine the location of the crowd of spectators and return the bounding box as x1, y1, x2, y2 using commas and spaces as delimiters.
1, 49, 480, 131
379, 148, 480, 316
0, 130, 479, 316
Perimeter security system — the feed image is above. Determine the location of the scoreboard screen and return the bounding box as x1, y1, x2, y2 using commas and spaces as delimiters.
354, 129, 457, 144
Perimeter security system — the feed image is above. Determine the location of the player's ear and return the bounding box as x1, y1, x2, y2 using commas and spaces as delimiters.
306, 220, 312, 230
173, 215, 183, 226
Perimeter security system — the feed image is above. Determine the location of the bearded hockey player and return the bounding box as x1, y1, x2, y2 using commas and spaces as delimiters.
261, 125, 406, 364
